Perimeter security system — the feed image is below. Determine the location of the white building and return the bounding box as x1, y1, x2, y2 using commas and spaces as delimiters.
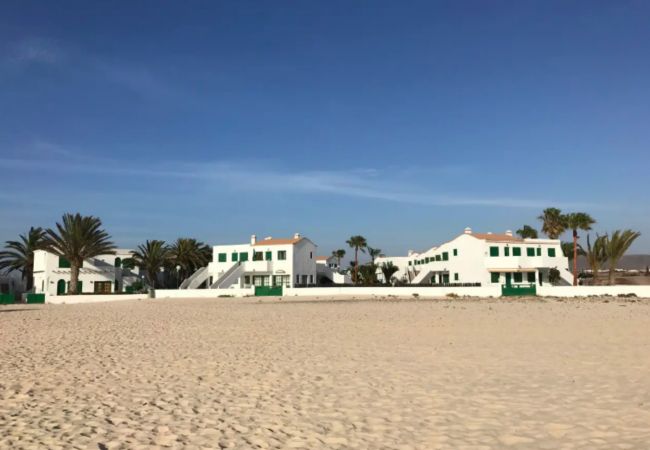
181, 234, 318, 289
316, 255, 353, 285
33, 249, 141, 296
376, 227, 571, 286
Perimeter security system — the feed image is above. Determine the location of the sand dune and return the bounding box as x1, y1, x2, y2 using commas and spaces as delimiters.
1, 296, 650, 449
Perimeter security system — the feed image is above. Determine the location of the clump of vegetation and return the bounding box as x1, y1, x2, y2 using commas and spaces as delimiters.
548, 268, 561, 285
617, 293, 637, 298
446, 293, 459, 298
412, 293, 419, 298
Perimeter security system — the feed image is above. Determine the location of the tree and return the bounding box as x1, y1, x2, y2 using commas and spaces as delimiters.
43, 213, 116, 294
538, 208, 566, 239
603, 229, 641, 285
367, 247, 382, 265
584, 234, 607, 284
548, 268, 561, 285
380, 262, 399, 285
561, 241, 584, 273
564, 212, 596, 286
346, 235, 367, 285
168, 238, 211, 283
132, 240, 169, 288
358, 263, 378, 286
332, 249, 346, 268
0, 227, 47, 291
516, 225, 539, 239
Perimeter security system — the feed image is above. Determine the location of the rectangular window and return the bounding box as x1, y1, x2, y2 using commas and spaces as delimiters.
454, 273, 459, 281
526, 247, 535, 257
232, 252, 238, 262
278, 250, 287, 260
218, 253, 227, 262
253, 252, 263, 261
435, 255, 441, 261
491, 272, 500, 283
489, 246, 499, 257
265, 251, 272, 261
453, 249, 458, 256
514, 273, 523, 283
94, 281, 112, 294
309, 275, 313, 284
309, 252, 313, 259
244, 275, 250, 285
512, 247, 521, 256
58, 257, 71, 268
504, 247, 510, 257
239, 252, 249, 262
548, 248, 556, 257
296, 275, 300, 284
527, 272, 536, 283
443, 274, 450, 283
536, 247, 542, 256
442, 252, 449, 261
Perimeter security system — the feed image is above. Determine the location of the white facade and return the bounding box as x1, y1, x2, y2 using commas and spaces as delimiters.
315, 255, 353, 285
376, 227, 571, 287
33, 249, 141, 296
196, 234, 318, 289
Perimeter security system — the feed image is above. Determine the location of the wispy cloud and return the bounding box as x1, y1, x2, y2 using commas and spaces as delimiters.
3, 38, 64, 66
0, 142, 595, 210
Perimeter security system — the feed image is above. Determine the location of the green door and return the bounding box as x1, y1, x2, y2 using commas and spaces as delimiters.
505, 273, 512, 286
57, 279, 66, 295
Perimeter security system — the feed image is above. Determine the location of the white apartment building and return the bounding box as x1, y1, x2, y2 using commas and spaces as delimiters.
376, 227, 571, 286
33, 249, 141, 296
181, 233, 317, 290
316, 255, 353, 285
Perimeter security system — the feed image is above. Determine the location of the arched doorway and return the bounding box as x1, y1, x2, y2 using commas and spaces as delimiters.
57, 279, 66, 295
115, 257, 122, 268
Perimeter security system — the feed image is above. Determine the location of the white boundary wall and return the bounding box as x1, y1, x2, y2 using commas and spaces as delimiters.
284, 286, 502, 297
155, 288, 254, 299
46, 294, 149, 305
537, 285, 650, 298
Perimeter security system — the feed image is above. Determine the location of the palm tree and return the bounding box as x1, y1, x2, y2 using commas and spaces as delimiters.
538, 208, 566, 239
43, 213, 116, 294
331, 249, 346, 268
0, 227, 47, 291
346, 235, 367, 285
561, 241, 585, 275
358, 263, 378, 286
367, 247, 382, 265
132, 240, 169, 288
168, 238, 211, 283
603, 229, 641, 285
380, 262, 399, 285
516, 225, 538, 239
564, 212, 596, 286
584, 234, 607, 284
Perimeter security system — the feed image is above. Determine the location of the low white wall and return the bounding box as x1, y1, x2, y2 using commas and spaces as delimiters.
154, 288, 254, 299
537, 285, 650, 298
284, 286, 502, 298
46, 293, 149, 305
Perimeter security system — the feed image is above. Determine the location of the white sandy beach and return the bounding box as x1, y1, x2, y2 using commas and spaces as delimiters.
1, 296, 650, 449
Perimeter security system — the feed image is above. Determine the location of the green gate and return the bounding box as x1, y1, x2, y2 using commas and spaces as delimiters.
26, 293, 46, 304
255, 286, 283, 296
502, 284, 537, 297
0, 293, 14, 305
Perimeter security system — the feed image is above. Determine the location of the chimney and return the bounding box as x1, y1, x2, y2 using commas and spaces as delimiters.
294, 232, 301, 239
250, 234, 257, 245
264, 236, 272, 241
464, 227, 472, 235
505, 230, 513, 237
487, 232, 493, 235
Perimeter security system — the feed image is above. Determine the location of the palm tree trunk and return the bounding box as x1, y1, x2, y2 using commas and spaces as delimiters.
572, 229, 578, 286
354, 248, 359, 285
70, 263, 79, 294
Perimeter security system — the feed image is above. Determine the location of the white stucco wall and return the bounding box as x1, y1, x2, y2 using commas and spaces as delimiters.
46, 293, 149, 304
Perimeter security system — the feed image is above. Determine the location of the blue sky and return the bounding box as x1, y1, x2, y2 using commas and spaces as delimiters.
1, 1, 649, 259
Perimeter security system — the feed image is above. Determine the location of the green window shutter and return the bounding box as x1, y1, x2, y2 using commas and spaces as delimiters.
527, 272, 536, 283
526, 247, 535, 257
218, 253, 227, 262
442, 252, 449, 261
278, 251, 286, 260
265, 251, 272, 261
436, 255, 441, 261
58, 257, 71, 268
408, 261, 412, 266
232, 253, 238, 262
453, 249, 458, 256
536, 247, 541, 256
504, 247, 510, 257
443, 274, 450, 283
240, 252, 249, 262
548, 248, 556, 257
514, 273, 523, 283
454, 273, 459, 281
491, 272, 500, 283
244, 275, 250, 284
489, 246, 499, 257
513, 247, 521, 256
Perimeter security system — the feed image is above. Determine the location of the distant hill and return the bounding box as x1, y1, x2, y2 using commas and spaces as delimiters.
577, 254, 650, 271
